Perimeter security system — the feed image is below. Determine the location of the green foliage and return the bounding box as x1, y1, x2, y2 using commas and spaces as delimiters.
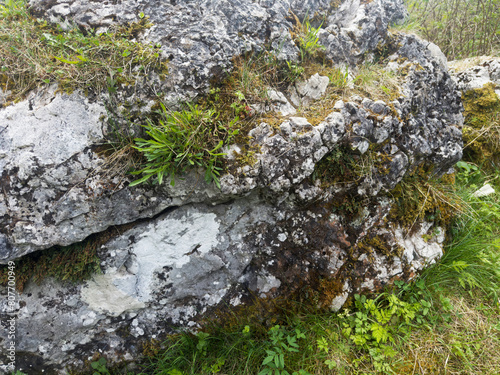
340, 293, 423, 372
259, 325, 310, 375
130, 102, 239, 187
0, 0, 166, 103
461, 83, 500, 171
92, 358, 112, 375
403, 0, 500, 59
0, 0, 27, 19
296, 18, 325, 62
419, 164, 500, 303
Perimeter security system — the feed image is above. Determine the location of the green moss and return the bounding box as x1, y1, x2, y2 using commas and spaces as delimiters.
313, 145, 358, 187
358, 234, 404, 259
0, 239, 100, 292
462, 83, 500, 169
387, 164, 461, 231
0, 225, 133, 292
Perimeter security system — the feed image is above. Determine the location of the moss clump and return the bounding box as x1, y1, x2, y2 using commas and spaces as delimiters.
313, 145, 358, 187
388, 165, 462, 231
462, 82, 500, 169
0, 239, 100, 292
358, 233, 404, 259
0, 225, 132, 292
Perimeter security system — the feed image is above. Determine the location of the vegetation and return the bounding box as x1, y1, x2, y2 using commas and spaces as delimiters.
461, 82, 500, 171
402, 0, 500, 59
3, 1, 500, 375
80, 160, 500, 375
130, 103, 239, 187
0, 0, 166, 104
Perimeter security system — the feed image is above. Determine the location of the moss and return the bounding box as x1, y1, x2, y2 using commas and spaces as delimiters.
0, 239, 100, 292
0, 224, 133, 292
462, 82, 500, 169
387, 164, 460, 231
358, 234, 404, 259
313, 145, 359, 187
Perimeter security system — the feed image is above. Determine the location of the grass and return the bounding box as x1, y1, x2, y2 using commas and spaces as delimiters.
0, 0, 167, 104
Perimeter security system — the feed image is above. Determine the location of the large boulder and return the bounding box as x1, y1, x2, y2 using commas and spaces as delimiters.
1, 0, 463, 373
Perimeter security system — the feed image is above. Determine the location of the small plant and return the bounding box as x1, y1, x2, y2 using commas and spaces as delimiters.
341, 293, 423, 371
131, 102, 239, 188
296, 18, 325, 62
91, 357, 111, 375
259, 325, 311, 375
285, 61, 304, 83
328, 66, 350, 91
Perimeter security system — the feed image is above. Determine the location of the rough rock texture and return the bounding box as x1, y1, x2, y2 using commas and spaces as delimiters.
0, 0, 465, 373
450, 57, 500, 93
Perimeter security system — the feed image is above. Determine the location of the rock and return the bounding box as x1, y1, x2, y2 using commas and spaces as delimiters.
472, 183, 496, 197
290, 73, 330, 107
0, 0, 466, 372
450, 57, 500, 96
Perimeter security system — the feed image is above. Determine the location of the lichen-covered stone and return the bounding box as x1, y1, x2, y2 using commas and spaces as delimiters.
0, 0, 465, 373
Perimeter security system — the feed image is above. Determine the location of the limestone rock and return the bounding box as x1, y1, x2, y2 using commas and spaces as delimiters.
0, 0, 466, 373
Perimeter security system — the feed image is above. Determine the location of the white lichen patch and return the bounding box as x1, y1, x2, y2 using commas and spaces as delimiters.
102, 211, 221, 304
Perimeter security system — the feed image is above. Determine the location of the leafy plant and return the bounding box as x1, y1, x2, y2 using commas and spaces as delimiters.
341, 293, 423, 371
91, 357, 111, 375
296, 18, 325, 62
259, 326, 311, 375
131, 102, 239, 188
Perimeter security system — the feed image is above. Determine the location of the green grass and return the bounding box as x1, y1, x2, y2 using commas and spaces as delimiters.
0, 0, 167, 104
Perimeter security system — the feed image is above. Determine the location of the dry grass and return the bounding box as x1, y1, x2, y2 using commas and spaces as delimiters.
399, 294, 500, 375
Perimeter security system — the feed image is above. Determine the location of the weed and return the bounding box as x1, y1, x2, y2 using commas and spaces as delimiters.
0, 0, 27, 19
130, 102, 239, 187
259, 325, 310, 375
295, 17, 326, 62
91, 357, 112, 375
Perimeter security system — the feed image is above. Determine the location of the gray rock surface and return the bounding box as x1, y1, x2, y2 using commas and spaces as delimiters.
449, 57, 500, 93
0, 0, 465, 373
